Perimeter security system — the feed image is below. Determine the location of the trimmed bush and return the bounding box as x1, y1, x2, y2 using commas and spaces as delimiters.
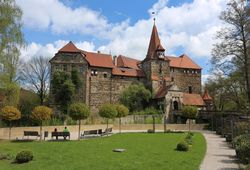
233, 134, 250, 163
185, 133, 193, 145
0, 153, 14, 160
15, 151, 33, 163
176, 141, 189, 151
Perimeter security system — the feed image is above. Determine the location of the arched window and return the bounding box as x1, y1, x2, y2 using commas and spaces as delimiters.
173, 101, 179, 110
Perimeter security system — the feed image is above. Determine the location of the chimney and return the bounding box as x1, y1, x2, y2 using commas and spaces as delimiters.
113, 55, 117, 66
97, 51, 100, 53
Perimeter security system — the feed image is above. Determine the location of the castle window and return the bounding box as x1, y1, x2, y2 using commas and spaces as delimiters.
171, 68, 174, 72
195, 70, 198, 74
192, 70, 194, 74
103, 73, 107, 78
79, 66, 84, 73
171, 77, 174, 82
63, 65, 67, 71
187, 70, 190, 74
183, 70, 186, 73
188, 86, 192, 94
91, 70, 98, 76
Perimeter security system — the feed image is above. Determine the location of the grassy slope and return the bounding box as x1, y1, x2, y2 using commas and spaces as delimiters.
0, 133, 206, 170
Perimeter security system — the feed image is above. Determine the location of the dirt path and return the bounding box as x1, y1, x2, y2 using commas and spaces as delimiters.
200, 131, 239, 170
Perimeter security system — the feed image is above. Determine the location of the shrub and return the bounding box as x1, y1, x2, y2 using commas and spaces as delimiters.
15, 151, 33, 163
176, 141, 189, 151
245, 164, 250, 170
233, 134, 250, 163
185, 133, 194, 145
0, 153, 14, 160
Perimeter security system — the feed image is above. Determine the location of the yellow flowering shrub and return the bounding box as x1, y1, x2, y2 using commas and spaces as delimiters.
1, 106, 21, 121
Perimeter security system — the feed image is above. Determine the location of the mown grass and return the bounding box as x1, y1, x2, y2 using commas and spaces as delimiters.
0, 132, 206, 170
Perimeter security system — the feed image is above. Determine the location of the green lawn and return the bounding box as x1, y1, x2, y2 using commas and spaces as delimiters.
0, 133, 206, 170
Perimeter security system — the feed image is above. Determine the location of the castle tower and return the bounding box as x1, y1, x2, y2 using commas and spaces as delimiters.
142, 24, 170, 94
202, 89, 213, 110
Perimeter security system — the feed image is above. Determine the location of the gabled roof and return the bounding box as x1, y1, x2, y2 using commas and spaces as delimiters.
167, 54, 201, 70
112, 67, 145, 77
146, 24, 165, 60
182, 93, 205, 106
155, 85, 171, 99
202, 89, 213, 101
59, 41, 81, 52
117, 55, 140, 69
81, 51, 114, 68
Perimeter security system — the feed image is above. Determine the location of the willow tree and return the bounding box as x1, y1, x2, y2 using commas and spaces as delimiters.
0, 0, 25, 85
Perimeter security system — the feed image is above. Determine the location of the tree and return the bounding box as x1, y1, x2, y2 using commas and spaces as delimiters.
31, 106, 52, 140
120, 84, 151, 112
115, 104, 129, 133
71, 69, 82, 91
0, 0, 25, 85
211, 0, 250, 103
99, 104, 117, 132
19, 56, 50, 105
181, 106, 198, 132
0, 106, 21, 140
51, 70, 75, 114
3, 82, 19, 107
144, 107, 161, 133
69, 103, 90, 140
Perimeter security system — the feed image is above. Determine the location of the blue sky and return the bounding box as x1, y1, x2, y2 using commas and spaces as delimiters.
16, 0, 228, 83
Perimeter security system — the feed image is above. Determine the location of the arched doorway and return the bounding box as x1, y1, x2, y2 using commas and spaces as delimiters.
173, 101, 179, 110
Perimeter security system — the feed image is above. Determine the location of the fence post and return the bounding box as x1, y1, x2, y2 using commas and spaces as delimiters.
211, 113, 214, 131
231, 120, 234, 140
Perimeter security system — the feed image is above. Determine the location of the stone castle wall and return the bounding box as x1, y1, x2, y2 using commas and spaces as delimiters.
170, 68, 201, 94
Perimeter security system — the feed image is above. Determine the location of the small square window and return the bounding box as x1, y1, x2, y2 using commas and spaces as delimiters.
103, 73, 107, 78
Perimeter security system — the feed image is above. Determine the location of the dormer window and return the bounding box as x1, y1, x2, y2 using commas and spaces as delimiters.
157, 51, 164, 59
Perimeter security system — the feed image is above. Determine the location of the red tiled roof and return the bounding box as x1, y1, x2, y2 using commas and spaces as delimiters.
202, 89, 213, 101
182, 93, 205, 106
81, 51, 114, 68
117, 55, 140, 69
59, 41, 81, 53
167, 54, 201, 70
112, 67, 145, 77
155, 85, 172, 99
146, 25, 165, 59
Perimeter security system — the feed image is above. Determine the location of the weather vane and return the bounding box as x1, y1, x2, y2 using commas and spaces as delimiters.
152, 12, 156, 25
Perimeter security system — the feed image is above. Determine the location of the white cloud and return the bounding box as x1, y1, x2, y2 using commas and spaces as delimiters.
16, 0, 109, 35
97, 0, 227, 60
20, 40, 95, 61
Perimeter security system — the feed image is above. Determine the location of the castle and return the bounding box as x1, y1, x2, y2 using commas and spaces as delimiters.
50, 24, 212, 122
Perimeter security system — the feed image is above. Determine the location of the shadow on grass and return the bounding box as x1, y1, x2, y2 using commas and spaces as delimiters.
11, 139, 35, 143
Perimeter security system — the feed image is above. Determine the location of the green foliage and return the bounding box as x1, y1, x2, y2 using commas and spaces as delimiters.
234, 122, 250, 138
120, 84, 151, 112
0, 153, 14, 160
233, 134, 250, 163
144, 107, 161, 115
51, 70, 75, 113
181, 106, 198, 119
185, 133, 194, 145
18, 89, 40, 115
71, 69, 82, 90
245, 164, 250, 170
0, 0, 25, 85
99, 104, 117, 119
176, 141, 189, 151
31, 106, 52, 121
69, 103, 90, 120
3, 83, 20, 107
15, 151, 33, 163
0, 106, 21, 121
115, 104, 129, 118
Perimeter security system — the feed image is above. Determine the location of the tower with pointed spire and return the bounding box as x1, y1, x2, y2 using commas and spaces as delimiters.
142, 24, 170, 93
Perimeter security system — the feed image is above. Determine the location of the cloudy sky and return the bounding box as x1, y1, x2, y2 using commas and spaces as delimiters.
16, 0, 228, 83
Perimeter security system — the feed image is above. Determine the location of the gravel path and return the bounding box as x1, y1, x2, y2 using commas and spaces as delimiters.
200, 131, 239, 170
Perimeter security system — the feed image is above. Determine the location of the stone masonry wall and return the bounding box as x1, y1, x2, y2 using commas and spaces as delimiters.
170, 68, 201, 94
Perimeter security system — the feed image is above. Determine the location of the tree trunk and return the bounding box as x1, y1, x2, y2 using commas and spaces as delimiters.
40, 121, 42, 141
119, 117, 121, 134
153, 115, 155, 133
189, 119, 191, 132
106, 119, 109, 136
164, 116, 167, 133
9, 122, 11, 140
78, 120, 81, 140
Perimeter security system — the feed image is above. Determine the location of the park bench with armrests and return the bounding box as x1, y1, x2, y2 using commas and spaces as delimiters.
51, 132, 70, 140
23, 131, 40, 139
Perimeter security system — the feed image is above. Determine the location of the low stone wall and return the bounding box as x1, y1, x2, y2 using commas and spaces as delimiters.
113, 124, 207, 131
0, 124, 108, 140
0, 124, 207, 140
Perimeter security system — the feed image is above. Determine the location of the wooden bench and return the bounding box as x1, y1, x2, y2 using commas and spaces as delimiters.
23, 131, 40, 139
81, 129, 100, 138
102, 127, 112, 135
51, 132, 70, 140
